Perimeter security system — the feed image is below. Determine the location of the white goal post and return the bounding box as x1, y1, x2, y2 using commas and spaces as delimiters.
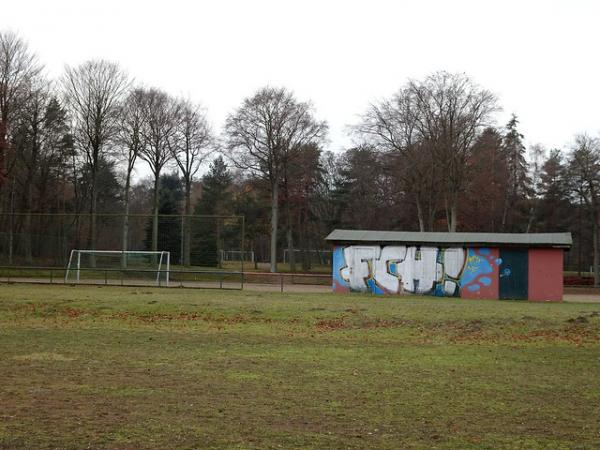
65, 250, 170, 286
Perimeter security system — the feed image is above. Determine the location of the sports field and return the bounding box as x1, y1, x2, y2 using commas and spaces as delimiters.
1, 285, 600, 449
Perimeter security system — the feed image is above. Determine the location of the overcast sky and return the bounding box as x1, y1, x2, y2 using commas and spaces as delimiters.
2, 0, 599, 159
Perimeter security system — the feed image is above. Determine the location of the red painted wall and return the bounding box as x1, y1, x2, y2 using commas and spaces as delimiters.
528, 248, 563, 302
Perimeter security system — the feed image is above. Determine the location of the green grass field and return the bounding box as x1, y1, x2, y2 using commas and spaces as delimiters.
1, 285, 600, 449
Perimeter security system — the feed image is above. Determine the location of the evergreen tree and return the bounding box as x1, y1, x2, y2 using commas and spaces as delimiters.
192, 156, 233, 266
501, 114, 531, 231
464, 127, 506, 231
144, 173, 183, 262
537, 149, 571, 231
335, 146, 387, 229
77, 157, 122, 214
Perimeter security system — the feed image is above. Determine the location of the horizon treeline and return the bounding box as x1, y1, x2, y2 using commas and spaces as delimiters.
0, 30, 597, 276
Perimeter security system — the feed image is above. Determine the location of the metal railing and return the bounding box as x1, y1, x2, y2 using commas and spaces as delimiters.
0, 266, 244, 290
0, 266, 331, 292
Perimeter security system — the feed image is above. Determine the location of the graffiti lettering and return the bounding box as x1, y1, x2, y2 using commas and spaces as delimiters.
333, 245, 501, 297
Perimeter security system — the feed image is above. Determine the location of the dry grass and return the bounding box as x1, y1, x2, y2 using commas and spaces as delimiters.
1, 284, 600, 449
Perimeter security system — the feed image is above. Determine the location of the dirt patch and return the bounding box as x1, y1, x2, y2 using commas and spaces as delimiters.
566, 316, 589, 324
16, 304, 86, 319
314, 315, 409, 332
521, 315, 538, 321
512, 326, 600, 345
13, 352, 75, 362
315, 317, 348, 331
459, 319, 484, 333
61, 307, 85, 318
108, 311, 257, 325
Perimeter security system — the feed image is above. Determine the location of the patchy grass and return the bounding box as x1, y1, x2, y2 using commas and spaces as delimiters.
1, 285, 600, 449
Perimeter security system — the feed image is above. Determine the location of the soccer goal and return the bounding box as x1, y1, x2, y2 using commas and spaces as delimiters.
65, 250, 170, 286
219, 250, 255, 263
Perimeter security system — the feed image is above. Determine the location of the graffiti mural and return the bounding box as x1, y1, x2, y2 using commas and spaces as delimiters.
460, 248, 502, 299
332, 245, 501, 297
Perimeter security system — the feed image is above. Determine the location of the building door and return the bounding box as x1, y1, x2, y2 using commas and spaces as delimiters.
499, 249, 528, 300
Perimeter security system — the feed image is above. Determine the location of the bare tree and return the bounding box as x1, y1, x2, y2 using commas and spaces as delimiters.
356, 72, 499, 231
355, 85, 439, 231
117, 88, 145, 266
411, 72, 499, 231
0, 30, 41, 189
526, 143, 546, 232
61, 60, 129, 255
568, 134, 600, 285
170, 98, 213, 265
12, 77, 50, 263
225, 87, 327, 272
139, 88, 179, 254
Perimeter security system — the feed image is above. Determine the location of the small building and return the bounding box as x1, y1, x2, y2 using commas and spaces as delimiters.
325, 230, 572, 301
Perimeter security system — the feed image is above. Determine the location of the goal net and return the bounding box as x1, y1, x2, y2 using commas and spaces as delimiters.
65, 250, 170, 286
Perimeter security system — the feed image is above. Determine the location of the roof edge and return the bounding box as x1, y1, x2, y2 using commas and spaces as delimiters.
325, 229, 572, 248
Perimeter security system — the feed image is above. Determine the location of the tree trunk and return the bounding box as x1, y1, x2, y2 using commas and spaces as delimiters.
593, 210, 599, 287
416, 195, 425, 232
121, 171, 131, 269
578, 196, 583, 276
285, 192, 295, 272
449, 202, 458, 232
445, 191, 458, 232
152, 173, 160, 256
501, 193, 509, 232
251, 239, 258, 270
24, 180, 33, 264
0, 120, 7, 188
526, 206, 535, 233
286, 228, 295, 272
184, 179, 191, 266
8, 177, 14, 265
299, 212, 310, 272
427, 200, 437, 232
216, 218, 222, 269
89, 165, 98, 268
443, 197, 450, 232
270, 182, 279, 273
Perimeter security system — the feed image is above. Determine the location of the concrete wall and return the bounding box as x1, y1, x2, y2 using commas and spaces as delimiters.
332, 244, 563, 301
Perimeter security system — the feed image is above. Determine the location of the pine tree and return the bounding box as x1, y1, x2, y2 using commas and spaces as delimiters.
464, 127, 505, 231
537, 149, 570, 231
192, 156, 233, 266
501, 114, 531, 231
144, 173, 183, 262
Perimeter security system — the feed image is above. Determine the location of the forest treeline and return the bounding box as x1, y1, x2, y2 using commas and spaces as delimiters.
0, 31, 597, 276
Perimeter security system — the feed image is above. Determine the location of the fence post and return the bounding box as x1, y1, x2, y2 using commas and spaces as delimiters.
220, 272, 223, 289
280, 273, 284, 293
105, 270, 108, 285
